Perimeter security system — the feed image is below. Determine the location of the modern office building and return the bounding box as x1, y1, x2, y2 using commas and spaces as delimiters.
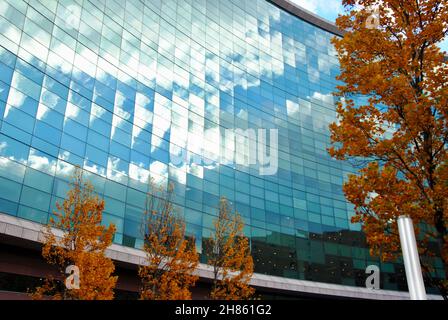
0, 0, 443, 299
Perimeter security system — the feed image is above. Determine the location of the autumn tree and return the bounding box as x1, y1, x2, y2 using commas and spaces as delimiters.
329, 0, 448, 298
204, 197, 255, 300
32, 168, 117, 300
138, 180, 199, 300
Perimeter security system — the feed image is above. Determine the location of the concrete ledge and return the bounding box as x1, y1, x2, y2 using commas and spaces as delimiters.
0, 213, 442, 300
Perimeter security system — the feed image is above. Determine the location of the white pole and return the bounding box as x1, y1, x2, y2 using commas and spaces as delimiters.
397, 215, 427, 300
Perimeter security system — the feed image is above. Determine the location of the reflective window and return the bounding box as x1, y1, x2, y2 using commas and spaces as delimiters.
20, 185, 51, 211
0, 0, 429, 291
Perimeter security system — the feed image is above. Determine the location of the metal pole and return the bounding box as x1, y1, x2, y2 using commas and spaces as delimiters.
397, 215, 427, 300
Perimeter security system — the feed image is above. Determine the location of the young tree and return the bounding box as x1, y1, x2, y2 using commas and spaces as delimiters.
32, 168, 117, 300
205, 197, 255, 300
139, 180, 199, 300
329, 0, 448, 297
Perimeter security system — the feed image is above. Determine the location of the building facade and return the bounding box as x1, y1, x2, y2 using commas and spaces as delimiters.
0, 0, 443, 298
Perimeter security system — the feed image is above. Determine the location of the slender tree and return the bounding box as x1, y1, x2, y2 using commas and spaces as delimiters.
329, 0, 448, 298
139, 180, 199, 300
205, 197, 254, 300
32, 168, 117, 300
